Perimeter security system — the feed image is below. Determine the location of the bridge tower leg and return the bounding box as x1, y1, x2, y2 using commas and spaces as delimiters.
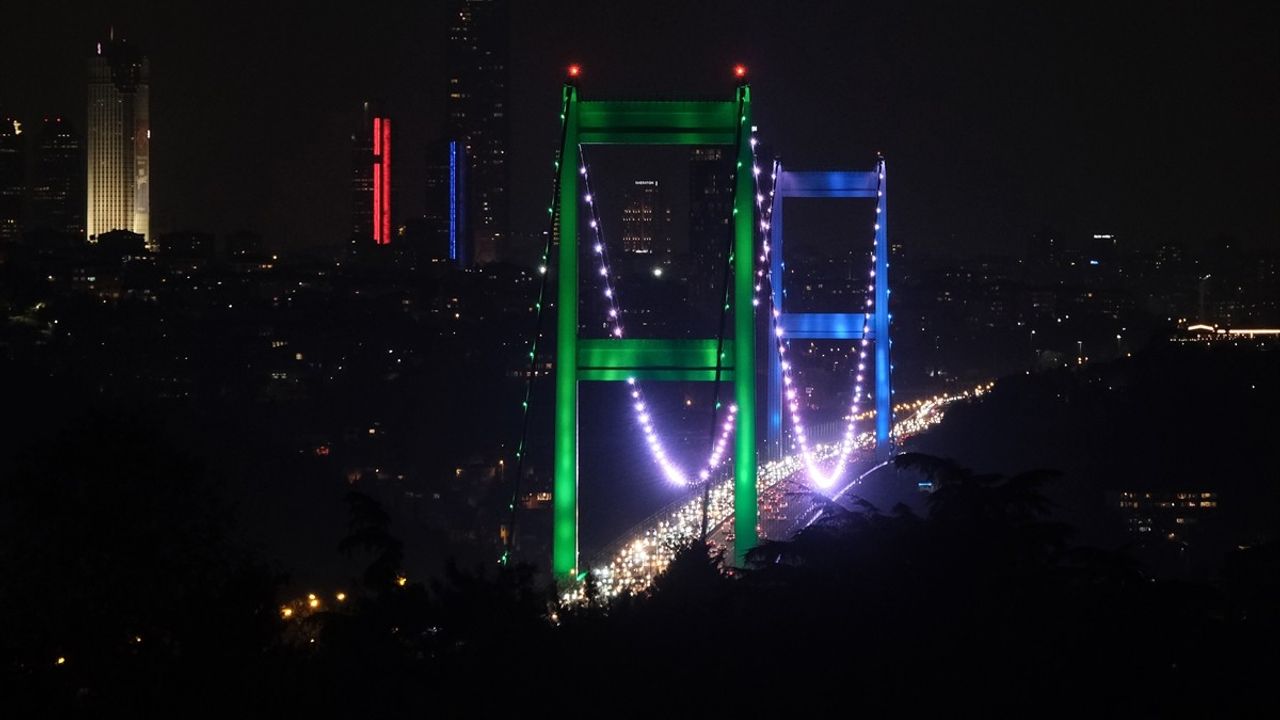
873, 159, 891, 453
766, 186, 784, 452
552, 84, 581, 580
732, 86, 757, 567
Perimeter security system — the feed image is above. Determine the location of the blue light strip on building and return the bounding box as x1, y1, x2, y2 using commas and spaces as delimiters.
448, 140, 458, 261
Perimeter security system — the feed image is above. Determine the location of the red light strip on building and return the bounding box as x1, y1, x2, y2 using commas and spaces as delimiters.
381, 119, 391, 244
372, 117, 383, 243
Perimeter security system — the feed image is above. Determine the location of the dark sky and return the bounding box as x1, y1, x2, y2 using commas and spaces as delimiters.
2, 1, 1276, 253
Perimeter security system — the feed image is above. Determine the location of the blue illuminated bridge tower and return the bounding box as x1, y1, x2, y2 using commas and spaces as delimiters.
766, 161, 893, 455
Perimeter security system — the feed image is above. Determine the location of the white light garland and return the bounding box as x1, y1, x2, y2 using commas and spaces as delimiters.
575, 132, 879, 492
750, 145, 881, 489
578, 147, 737, 486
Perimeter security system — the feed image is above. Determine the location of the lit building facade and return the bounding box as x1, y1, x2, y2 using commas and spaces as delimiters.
87, 36, 149, 247
1116, 490, 1219, 543
621, 180, 672, 258
447, 0, 509, 264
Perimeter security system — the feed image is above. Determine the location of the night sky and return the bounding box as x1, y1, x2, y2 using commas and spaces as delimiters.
2, 1, 1275, 253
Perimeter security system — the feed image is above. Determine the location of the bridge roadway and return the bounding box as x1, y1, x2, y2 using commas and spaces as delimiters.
573, 381, 995, 602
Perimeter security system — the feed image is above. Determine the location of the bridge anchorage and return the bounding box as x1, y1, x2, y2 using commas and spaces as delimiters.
531, 67, 893, 582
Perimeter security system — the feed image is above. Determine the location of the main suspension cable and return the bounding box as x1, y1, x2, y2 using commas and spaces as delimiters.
755, 153, 883, 488
576, 148, 738, 490
501, 90, 573, 566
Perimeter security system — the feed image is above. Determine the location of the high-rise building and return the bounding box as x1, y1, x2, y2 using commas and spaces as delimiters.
0, 113, 22, 241
351, 101, 391, 246
447, 0, 509, 264
689, 147, 734, 301
87, 34, 150, 247
621, 180, 672, 258
31, 117, 85, 237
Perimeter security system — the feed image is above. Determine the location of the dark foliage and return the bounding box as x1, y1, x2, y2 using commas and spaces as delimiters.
0, 414, 281, 715
2, 417, 1275, 714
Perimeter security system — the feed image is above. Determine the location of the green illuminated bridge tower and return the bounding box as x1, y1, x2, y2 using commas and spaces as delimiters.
552, 80, 758, 580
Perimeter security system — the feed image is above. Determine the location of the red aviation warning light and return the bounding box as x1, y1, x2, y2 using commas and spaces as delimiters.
567, 64, 581, 79
734, 64, 747, 79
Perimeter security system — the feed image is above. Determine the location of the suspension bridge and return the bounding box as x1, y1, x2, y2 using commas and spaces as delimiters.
506, 66, 981, 587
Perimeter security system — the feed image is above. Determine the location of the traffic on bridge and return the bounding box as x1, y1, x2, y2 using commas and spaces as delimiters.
571, 381, 995, 603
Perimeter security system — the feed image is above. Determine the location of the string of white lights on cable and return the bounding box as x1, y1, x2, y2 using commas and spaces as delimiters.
577, 147, 737, 487
750, 143, 883, 489
574, 115, 879, 491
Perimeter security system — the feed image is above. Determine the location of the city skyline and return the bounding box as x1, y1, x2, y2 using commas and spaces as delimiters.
0, 2, 1273, 255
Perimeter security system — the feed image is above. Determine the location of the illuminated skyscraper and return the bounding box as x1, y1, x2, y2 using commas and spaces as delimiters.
351, 101, 392, 246
0, 113, 22, 241
447, 0, 509, 264
621, 180, 671, 258
31, 117, 85, 236
87, 34, 149, 247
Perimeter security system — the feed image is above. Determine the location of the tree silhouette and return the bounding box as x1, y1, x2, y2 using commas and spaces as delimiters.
0, 412, 279, 714
338, 490, 405, 593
